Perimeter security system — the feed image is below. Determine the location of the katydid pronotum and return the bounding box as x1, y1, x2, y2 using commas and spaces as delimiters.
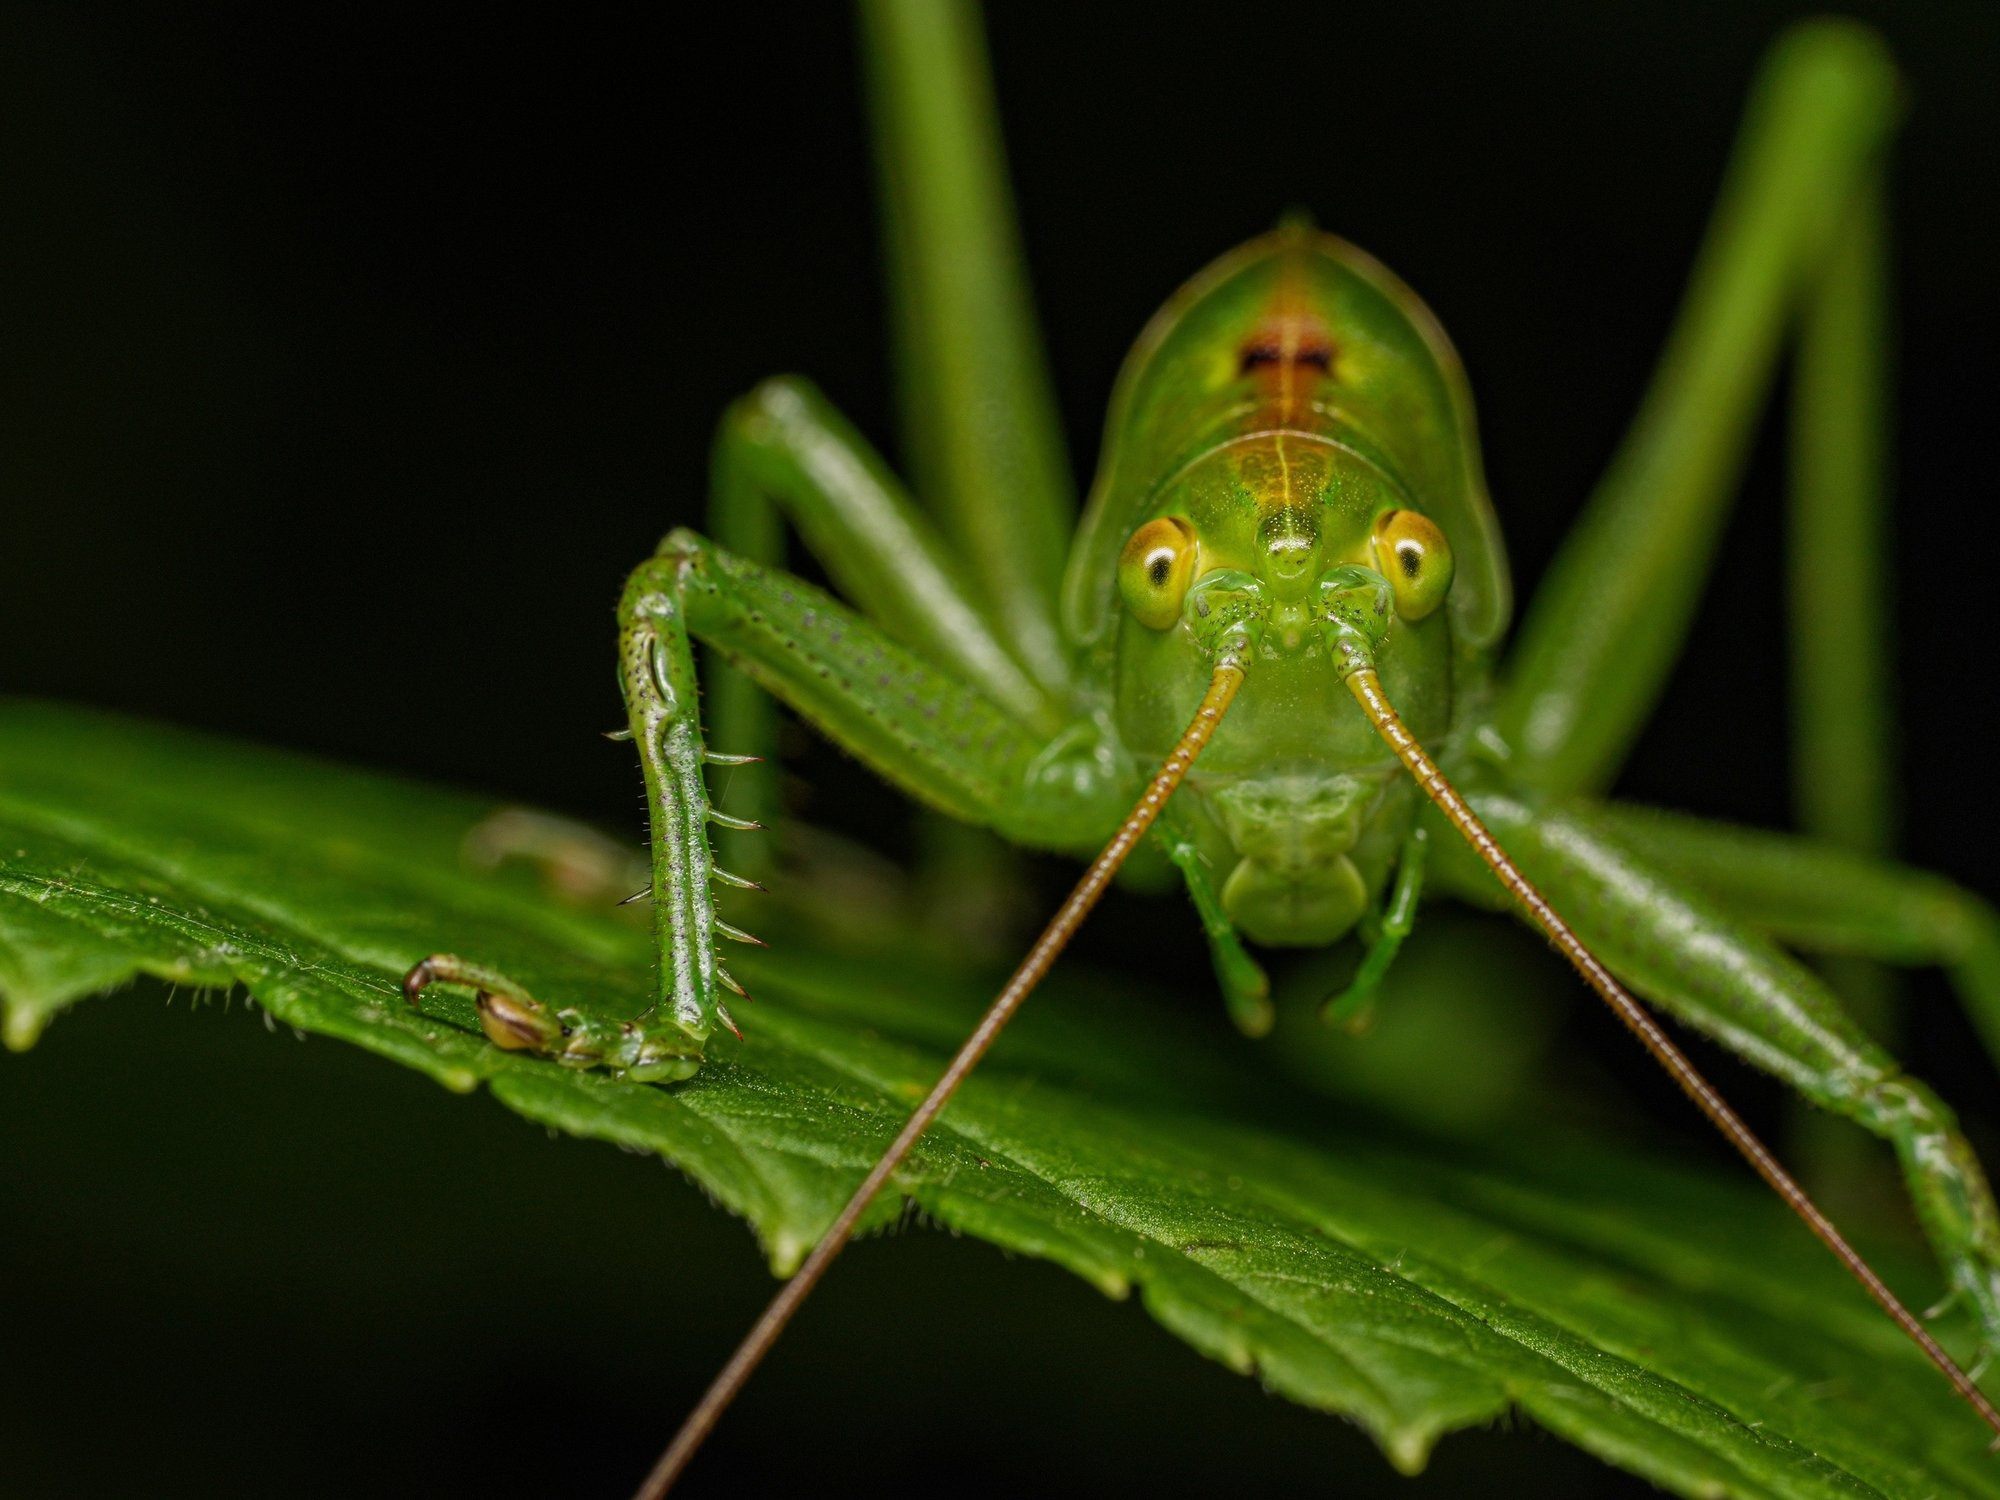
394, 3, 2000, 1488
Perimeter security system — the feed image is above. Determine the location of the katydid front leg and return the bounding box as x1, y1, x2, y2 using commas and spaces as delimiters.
402, 552, 741, 1080
407, 528, 1133, 1076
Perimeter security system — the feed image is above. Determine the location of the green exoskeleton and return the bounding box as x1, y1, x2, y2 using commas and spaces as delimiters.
399, 1, 2000, 1485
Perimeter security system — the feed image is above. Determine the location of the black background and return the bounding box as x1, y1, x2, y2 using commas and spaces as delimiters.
3, 3, 1997, 1496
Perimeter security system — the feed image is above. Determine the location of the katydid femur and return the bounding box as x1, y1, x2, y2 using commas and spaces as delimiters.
398, 0, 2000, 1486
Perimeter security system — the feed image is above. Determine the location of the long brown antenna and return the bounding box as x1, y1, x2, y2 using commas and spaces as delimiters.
1345, 665, 2000, 1443
635, 658, 1249, 1496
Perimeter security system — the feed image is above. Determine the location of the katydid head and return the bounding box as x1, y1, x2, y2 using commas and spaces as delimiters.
1104, 469, 1463, 950
1063, 226, 1510, 657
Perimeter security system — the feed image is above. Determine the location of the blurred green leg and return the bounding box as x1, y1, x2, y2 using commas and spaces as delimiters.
1790, 178, 1894, 858
706, 404, 785, 880
859, 0, 1076, 696
1156, 804, 1272, 1037
1497, 24, 1900, 796
1321, 828, 1427, 1034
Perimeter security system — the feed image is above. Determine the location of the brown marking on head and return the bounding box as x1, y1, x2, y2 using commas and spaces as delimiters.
1236, 257, 1337, 428
1238, 330, 1334, 377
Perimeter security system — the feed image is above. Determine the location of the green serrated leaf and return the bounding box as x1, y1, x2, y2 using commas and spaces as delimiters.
0, 696, 1991, 1500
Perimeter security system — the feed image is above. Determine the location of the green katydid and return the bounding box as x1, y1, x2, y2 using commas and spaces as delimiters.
391, 2, 2000, 1487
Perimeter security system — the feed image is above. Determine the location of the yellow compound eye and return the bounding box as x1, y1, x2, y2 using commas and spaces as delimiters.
1370, 509, 1454, 621
1117, 516, 1199, 630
